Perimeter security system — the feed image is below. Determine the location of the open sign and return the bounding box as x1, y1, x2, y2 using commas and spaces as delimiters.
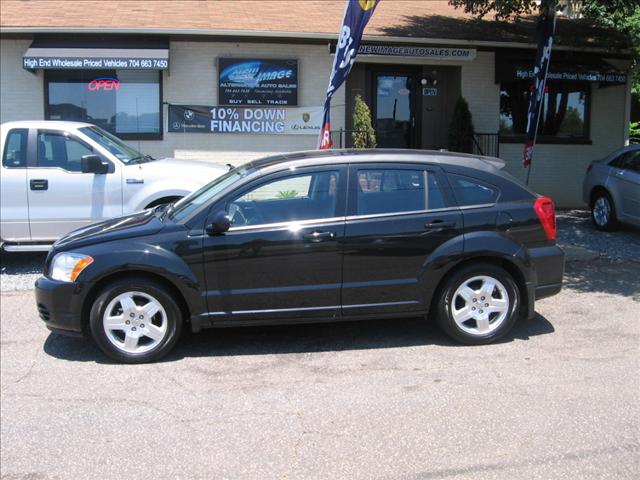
87, 78, 121, 91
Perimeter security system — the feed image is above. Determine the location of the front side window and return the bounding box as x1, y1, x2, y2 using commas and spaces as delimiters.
80, 126, 145, 164
227, 171, 340, 226
36, 131, 93, 172
46, 69, 161, 139
448, 174, 499, 206
500, 81, 589, 140
2, 128, 28, 168
356, 168, 444, 215
168, 167, 253, 222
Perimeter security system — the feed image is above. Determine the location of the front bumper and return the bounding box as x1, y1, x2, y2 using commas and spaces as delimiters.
34, 276, 90, 335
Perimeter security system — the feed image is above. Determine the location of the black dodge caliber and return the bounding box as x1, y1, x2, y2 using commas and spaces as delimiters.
35, 150, 564, 363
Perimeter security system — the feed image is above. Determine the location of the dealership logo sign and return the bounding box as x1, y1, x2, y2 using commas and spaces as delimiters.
220, 61, 294, 89
87, 78, 121, 91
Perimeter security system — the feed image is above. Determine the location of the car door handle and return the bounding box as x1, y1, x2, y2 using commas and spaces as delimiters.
303, 231, 335, 242
30, 179, 48, 191
424, 220, 455, 230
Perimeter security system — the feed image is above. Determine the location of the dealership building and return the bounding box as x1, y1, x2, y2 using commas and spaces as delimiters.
0, 0, 633, 206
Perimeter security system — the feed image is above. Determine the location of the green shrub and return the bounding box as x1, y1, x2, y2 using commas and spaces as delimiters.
448, 97, 475, 153
352, 94, 376, 148
630, 121, 640, 144
277, 190, 298, 199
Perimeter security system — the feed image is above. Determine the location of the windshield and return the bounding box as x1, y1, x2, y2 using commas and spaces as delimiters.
79, 126, 148, 164
168, 167, 253, 222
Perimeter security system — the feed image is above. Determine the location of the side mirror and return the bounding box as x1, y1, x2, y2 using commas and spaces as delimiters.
81, 154, 109, 174
205, 211, 231, 235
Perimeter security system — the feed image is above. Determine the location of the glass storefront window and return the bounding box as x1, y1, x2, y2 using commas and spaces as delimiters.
499, 81, 589, 140
45, 70, 162, 140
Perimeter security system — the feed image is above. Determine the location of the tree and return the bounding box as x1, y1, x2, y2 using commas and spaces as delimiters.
448, 97, 476, 153
352, 94, 376, 148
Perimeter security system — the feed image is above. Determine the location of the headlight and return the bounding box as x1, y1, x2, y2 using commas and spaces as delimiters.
50, 253, 94, 283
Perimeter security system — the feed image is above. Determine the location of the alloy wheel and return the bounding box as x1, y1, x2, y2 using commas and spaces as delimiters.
102, 291, 168, 354
451, 275, 510, 335
593, 196, 610, 227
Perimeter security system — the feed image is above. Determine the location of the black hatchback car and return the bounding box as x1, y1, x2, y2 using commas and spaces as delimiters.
35, 150, 564, 363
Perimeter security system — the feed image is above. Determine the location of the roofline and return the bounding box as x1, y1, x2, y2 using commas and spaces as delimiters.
0, 27, 631, 55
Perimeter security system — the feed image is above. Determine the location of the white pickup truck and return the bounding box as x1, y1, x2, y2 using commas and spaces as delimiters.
1, 121, 228, 251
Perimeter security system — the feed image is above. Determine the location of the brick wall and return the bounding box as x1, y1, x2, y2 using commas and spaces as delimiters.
144, 41, 344, 164
499, 82, 628, 208
0, 40, 44, 122
0, 39, 344, 165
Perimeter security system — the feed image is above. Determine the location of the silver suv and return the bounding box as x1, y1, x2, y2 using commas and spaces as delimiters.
1, 121, 228, 251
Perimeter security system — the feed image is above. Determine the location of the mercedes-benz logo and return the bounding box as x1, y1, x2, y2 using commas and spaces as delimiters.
184, 110, 195, 121
172, 121, 182, 130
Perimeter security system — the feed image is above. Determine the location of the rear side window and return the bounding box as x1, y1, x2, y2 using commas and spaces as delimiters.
2, 128, 28, 168
356, 169, 445, 215
448, 174, 499, 206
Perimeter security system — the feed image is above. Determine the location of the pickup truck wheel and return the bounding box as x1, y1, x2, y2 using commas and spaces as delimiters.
436, 264, 519, 345
89, 279, 182, 363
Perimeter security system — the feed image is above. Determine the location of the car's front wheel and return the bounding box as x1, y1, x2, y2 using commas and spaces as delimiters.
436, 264, 519, 345
591, 191, 618, 231
89, 278, 182, 363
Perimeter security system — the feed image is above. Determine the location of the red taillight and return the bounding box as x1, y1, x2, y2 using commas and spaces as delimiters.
534, 197, 556, 241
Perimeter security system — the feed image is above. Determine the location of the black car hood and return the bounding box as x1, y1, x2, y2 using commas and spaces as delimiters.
53, 209, 164, 251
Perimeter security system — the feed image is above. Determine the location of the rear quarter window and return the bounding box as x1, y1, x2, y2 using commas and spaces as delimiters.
448, 174, 500, 206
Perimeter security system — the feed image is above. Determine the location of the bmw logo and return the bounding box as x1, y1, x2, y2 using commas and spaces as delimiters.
184, 110, 194, 121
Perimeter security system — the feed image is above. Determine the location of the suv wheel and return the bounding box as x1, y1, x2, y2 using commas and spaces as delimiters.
436, 264, 519, 345
89, 278, 182, 363
591, 191, 618, 231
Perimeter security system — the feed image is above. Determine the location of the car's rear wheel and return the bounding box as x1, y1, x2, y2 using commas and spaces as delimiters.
591, 191, 618, 231
436, 264, 519, 345
89, 278, 182, 363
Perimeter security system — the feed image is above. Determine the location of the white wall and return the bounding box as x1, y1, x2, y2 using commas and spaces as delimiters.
499, 82, 628, 207
0, 40, 44, 122
461, 51, 500, 133
0, 38, 629, 207
458, 50, 628, 207
143, 40, 344, 164
0, 39, 343, 166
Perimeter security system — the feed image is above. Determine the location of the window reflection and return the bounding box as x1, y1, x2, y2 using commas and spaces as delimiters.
499, 81, 588, 138
46, 70, 161, 138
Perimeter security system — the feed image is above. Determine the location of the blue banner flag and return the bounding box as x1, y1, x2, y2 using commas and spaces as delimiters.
523, 0, 556, 171
318, 0, 379, 149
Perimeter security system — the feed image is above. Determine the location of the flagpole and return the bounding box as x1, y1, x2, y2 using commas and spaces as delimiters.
317, 0, 379, 150
524, 0, 556, 186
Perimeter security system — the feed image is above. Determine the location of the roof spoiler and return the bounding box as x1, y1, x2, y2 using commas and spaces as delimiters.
479, 156, 506, 170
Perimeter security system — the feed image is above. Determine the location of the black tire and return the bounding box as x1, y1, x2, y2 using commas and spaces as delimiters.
435, 263, 520, 345
89, 278, 183, 363
590, 191, 618, 231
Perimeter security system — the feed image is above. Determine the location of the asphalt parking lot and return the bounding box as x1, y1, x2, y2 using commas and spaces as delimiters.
1, 212, 639, 479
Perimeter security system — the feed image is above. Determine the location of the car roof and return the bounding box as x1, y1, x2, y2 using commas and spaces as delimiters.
1, 120, 94, 130
245, 149, 506, 174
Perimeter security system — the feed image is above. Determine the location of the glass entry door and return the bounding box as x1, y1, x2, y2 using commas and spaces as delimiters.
374, 74, 416, 148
